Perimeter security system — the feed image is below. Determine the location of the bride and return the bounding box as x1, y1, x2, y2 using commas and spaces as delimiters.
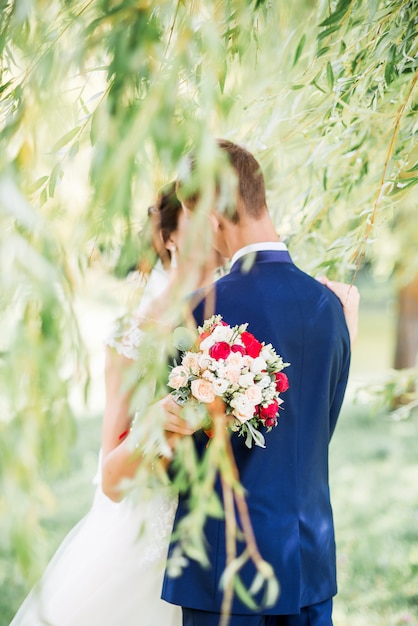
9, 183, 214, 626
10, 180, 359, 626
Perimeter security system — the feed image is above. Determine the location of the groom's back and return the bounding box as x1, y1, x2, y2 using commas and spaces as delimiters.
163, 254, 351, 615
165, 139, 350, 616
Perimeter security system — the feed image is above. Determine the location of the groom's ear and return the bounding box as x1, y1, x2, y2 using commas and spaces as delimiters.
208, 211, 221, 233
209, 210, 230, 232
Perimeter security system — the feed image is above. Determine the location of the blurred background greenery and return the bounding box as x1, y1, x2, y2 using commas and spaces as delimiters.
2, 266, 417, 625
1, 0, 417, 622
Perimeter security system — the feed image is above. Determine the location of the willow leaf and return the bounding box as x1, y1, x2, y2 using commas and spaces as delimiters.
293, 33, 306, 66
317, 25, 341, 42
29, 176, 49, 194
234, 574, 259, 611
52, 126, 81, 152
326, 61, 334, 91
318, 0, 353, 27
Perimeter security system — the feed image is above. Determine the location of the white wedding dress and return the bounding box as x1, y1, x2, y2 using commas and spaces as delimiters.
10, 265, 181, 626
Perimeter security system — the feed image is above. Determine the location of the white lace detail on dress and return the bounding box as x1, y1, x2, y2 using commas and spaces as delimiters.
105, 316, 145, 361
139, 491, 178, 565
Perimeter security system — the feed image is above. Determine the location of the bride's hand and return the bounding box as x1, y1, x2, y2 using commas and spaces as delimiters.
159, 394, 201, 450
160, 395, 197, 435
317, 276, 360, 347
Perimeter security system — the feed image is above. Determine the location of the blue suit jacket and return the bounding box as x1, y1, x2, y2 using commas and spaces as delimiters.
162, 250, 351, 614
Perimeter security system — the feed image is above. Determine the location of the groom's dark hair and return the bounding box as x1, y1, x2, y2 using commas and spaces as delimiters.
178, 139, 267, 223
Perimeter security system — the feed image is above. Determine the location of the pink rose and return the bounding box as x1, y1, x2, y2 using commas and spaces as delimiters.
241, 331, 263, 358
190, 378, 215, 403
182, 351, 201, 375
226, 351, 244, 368
275, 372, 289, 393
224, 365, 241, 383
230, 394, 255, 423
245, 385, 263, 405
209, 341, 231, 361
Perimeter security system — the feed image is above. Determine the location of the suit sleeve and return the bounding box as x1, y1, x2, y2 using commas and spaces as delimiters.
329, 326, 351, 440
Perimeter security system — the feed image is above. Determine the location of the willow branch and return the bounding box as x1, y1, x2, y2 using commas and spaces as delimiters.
224, 435, 266, 570
220, 474, 236, 626
351, 70, 418, 281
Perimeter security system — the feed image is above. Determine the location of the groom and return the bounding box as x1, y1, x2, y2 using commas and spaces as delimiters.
162, 140, 351, 625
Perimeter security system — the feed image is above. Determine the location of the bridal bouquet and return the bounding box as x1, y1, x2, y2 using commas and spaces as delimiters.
168, 315, 290, 448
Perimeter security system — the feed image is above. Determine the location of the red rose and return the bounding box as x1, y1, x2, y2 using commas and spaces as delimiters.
209, 341, 231, 360
241, 331, 263, 358
264, 416, 277, 428
231, 344, 246, 356
275, 372, 289, 393
260, 399, 279, 420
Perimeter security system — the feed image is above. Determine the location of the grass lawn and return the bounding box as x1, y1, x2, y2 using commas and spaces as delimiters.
331, 404, 418, 625
2, 271, 418, 625
0, 415, 102, 625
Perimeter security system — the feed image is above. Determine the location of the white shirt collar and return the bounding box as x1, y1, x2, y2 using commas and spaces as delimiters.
230, 241, 288, 267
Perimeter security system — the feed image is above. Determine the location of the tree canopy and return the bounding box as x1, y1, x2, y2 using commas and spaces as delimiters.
1, 0, 417, 592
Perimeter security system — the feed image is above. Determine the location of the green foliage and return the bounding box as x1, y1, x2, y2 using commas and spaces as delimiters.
1, 0, 417, 594
3, 401, 418, 625
330, 404, 418, 626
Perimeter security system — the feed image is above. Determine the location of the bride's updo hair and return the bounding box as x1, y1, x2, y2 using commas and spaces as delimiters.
148, 181, 182, 265
152, 182, 182, 247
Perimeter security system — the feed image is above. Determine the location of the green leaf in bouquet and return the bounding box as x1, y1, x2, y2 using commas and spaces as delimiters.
181, 401, 208, 430
172, 326, 197, 352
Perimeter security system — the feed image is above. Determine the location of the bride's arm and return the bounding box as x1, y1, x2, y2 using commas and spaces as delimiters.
101, 347, 196, 502
101, 254, 212, 501
317, 276, 360, 347
101, 347, 140, 501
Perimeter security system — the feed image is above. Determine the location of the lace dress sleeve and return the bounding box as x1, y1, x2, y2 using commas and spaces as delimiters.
104, 263, 170, 361
104, 316, 145, 361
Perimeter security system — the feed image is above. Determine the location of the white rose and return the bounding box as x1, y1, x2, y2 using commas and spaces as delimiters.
213, 378, 230, 396
245, 385, 263, 405
198, 353, 214, 371
182, 351, 201, 375
261, 344, 276, 364
190, 378, 215, 403
238, 372, 255, 388
202, 370, 215, 382
199, 335, 216, 353
224, 365, 241, 383
230, 393, 255, 423
251, 356, 267, 374
168, 366, 189, 390
226, 352, 244, 368
262, 387, 276, 402
211, 325, 234, 343
256, 375, 272, 389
